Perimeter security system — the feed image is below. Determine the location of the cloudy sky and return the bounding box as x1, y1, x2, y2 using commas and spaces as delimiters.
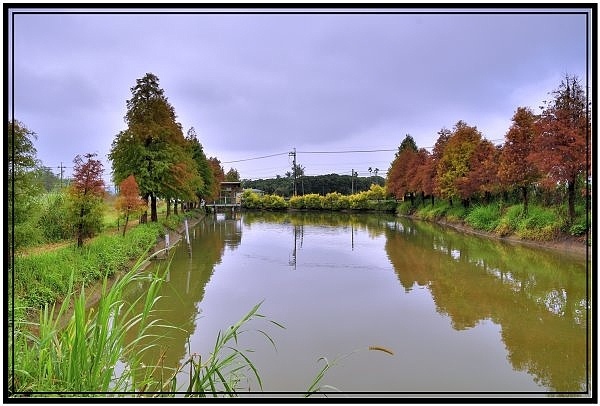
7, 6, 591, 187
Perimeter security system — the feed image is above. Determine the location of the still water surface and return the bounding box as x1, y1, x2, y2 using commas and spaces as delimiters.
120, 211, 589, 395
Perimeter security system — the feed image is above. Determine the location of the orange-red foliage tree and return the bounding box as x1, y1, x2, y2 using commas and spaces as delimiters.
69, 153, 105, 247
116, 174, 145, 236
207, 157, 225, 202
386, 135, 418, 203
498, 107, 540, 212
409, 148, 432, 203
529, 74, 589, 224
457, 139, 500, 204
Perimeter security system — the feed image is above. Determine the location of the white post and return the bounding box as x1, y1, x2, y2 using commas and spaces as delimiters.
184, 219, 190, 245
165, 234, 170, 250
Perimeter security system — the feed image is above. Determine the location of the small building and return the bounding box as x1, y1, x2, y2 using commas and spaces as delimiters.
219, 181, 242, 205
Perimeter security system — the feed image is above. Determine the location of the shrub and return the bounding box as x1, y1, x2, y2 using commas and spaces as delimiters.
289, 195, 305, 209
38, 191, 73, 242
416, 201, 450, 221
303, 194, 323, 210
396, 201, 413, 215
465, 204, 500, 231
13, 220, 45, 249
349, 193, 368, 210
337, 195, 351, 210
322, 192, 344, 210
365, 184, 387, 200
262, 194, 288, 210
446, 204, 467, 222
569, 221, 589, 237
241, 191, 261, 209
515, 205, 562, 241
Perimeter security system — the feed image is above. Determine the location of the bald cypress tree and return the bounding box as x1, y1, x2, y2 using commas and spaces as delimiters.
530, 74, 589, 224
109, 73, 195, 222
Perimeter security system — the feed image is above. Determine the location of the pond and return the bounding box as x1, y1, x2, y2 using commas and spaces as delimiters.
119, 211, 590, 397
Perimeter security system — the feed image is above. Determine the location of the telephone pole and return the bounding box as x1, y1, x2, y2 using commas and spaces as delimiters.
289, 148, 297, 196
58, 162, 65, 188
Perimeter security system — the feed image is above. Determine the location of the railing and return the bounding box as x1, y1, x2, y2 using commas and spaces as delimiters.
212, 197, 241, 206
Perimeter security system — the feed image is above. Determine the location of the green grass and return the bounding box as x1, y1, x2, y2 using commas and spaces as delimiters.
514, 205, 562, 241
465, 204, 501, 232
415, 201, 451, 221
407, 199, 577, 243
13, 222, 164, 310
10, 257, 172, 393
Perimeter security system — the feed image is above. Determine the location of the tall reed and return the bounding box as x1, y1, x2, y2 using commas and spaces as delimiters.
9, 250, 287, 397
9, 249, 174, 394
169, 301, 285, 397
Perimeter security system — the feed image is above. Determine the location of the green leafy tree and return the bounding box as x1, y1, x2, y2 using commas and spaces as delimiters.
186, 127, 214, 204
68, 153, 105, 247
7, 120, 42, 255
109, 73, 191, 222
225, 168, 241, 182
33, 166, 62, 192
436, 121, 482, 206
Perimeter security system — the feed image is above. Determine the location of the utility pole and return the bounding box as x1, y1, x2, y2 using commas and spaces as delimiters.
351, 169, 355, 194
58, 162, 65, 188
289, 148, 297, 196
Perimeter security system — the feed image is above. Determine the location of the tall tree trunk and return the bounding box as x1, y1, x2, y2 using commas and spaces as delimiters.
568, 178, 576, 225
122, 211, 129, 237
166, 199, 171, 218
77, 207, 84, 248
140, 195, 149, 224
151, 194, 158, 222
174, 200, 178, 215
521, 186, 529, 214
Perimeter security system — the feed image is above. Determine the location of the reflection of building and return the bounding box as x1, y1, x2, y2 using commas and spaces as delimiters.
218, 181, 242, 205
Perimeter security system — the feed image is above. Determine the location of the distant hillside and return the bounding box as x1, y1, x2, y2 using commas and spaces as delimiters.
241, 174, 385, 197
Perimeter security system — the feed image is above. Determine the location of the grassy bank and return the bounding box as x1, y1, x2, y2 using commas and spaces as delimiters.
10, 205, 202, 325
397, 199, 590, 245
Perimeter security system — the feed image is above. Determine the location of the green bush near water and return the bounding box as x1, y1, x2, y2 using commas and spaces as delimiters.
465, 204, 501, 231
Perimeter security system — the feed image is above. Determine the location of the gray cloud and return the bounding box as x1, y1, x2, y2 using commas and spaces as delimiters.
8, 8, 590, 181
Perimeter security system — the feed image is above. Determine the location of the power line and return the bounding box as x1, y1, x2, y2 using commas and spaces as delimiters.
297, 148, 397, 154
221, 151, 289, 164
223, 138, 506, 167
